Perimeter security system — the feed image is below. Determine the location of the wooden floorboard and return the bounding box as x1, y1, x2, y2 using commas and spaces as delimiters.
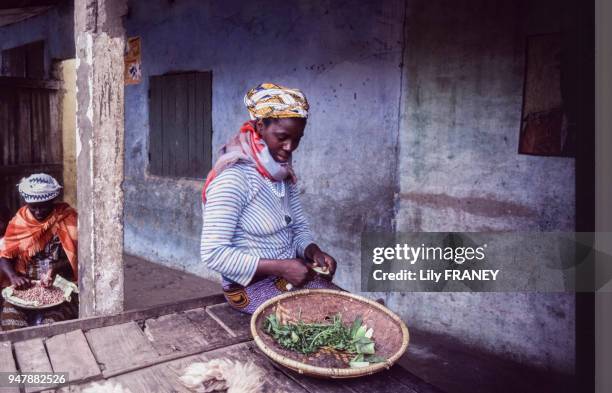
45, 330, 101, 383
13, 338, 53, 373
279, 367, 360, 393
85, 322, 159, 374
13, 338, 55, 393
342, 370, 419, 393
90, 364, 192, 393
163, 341, 309, 393
227, 343, 310, 393
0, 341, 19, 393
266, 346, 442, 393
72, 341, 309, 393
100, 335, 250, 379
74, 343, 251, 393
206, 303, 252, 338
183, 307, 235, 345
144, 313, 213, 356
387, 364, 446, 393
54, 385, 81, 393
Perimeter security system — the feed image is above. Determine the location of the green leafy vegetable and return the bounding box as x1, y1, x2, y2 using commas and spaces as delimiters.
263, 312, 386, 368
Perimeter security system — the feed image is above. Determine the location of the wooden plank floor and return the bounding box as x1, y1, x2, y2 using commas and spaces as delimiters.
205, 303, 252, 337
13, 338, 55, 393
144, 313, 213, 355
183, 307, 237, 344
0, 341, 19, 393
45, 330, 101, 382
0, 297, 442, 393
85, 322, 159, 373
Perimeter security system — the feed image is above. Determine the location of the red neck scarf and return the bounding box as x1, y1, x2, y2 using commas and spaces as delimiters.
0, 203, 78, 280
201, 121, 296, 203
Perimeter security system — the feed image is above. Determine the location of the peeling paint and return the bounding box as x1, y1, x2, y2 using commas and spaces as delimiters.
400, 192, 537, 219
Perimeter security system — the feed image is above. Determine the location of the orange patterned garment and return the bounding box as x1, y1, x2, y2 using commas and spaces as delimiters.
0, 203, 78, 280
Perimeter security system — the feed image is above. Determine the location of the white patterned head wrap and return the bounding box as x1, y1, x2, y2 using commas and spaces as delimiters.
244, 82, 309, 120
17, 173, 62, 203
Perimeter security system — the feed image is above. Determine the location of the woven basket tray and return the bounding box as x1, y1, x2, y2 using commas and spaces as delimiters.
1, 276, 78, 310
251, 289, 409, 379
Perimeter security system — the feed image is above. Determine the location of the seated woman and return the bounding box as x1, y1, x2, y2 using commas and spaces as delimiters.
0, 174, 78, 331
201, 83, 340, 314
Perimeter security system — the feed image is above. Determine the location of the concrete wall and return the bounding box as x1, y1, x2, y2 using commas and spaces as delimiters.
0, 2, 74, 78
393, 0, 576, 373
57, 59, 77, 207
397, 0, 575, 232
124, 0, 576, 373
123, 0, 404, 276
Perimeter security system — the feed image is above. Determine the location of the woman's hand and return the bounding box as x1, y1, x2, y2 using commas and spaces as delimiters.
0, 257, 30, 289
9, 274, 30, 289
254, 258, 314, 287
41, 268, 56, 288
305, 244, 337, 280
279, 258, 314, 287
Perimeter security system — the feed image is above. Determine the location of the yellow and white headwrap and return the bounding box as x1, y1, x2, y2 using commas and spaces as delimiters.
244, 83, 309, 120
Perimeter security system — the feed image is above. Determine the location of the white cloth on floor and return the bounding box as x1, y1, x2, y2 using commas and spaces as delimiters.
180, 358, 265, 393
81, 381, 133, 393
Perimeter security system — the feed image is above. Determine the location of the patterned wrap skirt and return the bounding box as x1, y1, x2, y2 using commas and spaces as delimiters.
222, 275, 342, 314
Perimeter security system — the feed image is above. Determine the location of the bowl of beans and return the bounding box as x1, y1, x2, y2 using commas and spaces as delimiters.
1, 280, 68, 309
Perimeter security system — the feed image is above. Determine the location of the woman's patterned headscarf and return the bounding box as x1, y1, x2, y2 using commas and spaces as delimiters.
18, 173, 62, 203
244, 83, 309, 120
202, 83, 308, 203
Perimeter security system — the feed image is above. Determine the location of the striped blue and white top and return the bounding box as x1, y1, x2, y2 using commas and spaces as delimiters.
200, 161, 314, 287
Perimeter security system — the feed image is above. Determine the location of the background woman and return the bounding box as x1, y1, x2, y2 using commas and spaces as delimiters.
0, 174, 78, 330
201, 83, 340, 314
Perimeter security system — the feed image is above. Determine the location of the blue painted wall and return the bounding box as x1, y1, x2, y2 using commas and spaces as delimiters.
119, 0, 575, 373
123, 0, 403, 276
0, 0, 578, 374
0, 2, 74, 78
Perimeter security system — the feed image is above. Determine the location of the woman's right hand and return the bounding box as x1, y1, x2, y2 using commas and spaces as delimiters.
279, 258, 313, 287
0, 257, 29, 289
9, 274, 30, 289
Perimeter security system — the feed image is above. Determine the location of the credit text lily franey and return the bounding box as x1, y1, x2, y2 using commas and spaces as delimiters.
371, 244, 499, 283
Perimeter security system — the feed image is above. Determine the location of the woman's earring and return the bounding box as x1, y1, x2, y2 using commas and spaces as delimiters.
256, 120, 264, 133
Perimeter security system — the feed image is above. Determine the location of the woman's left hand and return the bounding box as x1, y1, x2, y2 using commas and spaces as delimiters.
310, 249, 337, 280
41, 268, 56, 288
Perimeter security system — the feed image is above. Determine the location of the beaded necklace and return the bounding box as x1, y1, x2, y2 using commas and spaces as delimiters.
264, 178, 292, 224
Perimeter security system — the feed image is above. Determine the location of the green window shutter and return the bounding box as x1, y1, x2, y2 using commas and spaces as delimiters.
148, 71, 212, 179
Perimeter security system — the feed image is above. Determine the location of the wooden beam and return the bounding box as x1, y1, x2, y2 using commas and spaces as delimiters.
0, 77, 61, 90
0, 163, 62, 176
0, 0, 60, 10
0, 294, 226, 343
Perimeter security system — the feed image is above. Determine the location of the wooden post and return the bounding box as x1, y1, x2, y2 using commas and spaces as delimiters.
74, 0, 127, 316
